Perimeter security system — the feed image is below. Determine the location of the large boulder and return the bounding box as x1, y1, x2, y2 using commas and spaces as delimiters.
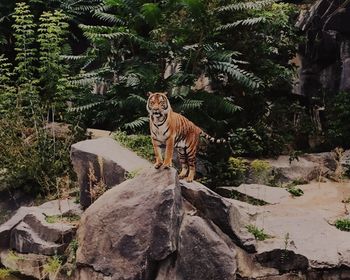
70, 137, 152, 208
76, 168, 256, 280
77, 168, 181, 279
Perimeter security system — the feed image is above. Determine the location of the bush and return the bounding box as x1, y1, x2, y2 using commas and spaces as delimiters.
114, 131, 154, 162
325, 91, 350, 148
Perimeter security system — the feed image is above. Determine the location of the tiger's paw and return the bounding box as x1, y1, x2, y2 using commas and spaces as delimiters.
185, 177, 194, 183
162, 163, 172, 169
154, 162, 163, 169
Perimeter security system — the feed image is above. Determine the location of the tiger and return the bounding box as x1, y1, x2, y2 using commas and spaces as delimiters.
147, 91, 225, 182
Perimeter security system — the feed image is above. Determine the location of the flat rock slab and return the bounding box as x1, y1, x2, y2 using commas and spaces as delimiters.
251, 181, 350, 269
233, 184, 290, 205
71, 137, 152, 208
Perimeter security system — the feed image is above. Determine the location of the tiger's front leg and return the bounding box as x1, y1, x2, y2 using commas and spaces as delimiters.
151, 138, 163, 169
163, 136, 175, 169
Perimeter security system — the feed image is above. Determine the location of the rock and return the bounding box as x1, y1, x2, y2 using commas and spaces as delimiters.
181, 181, 256, 252
77, 167, 181, 279
70, 137, 152, 208
252, 181, 350, 270
158, 215, 237, 280
0, 199, 80, 255
0, 249, 50, 280
218, 184, 290, 205
77, 167, 257, 280
267, 155, 320, 183
296, 0, 350, 97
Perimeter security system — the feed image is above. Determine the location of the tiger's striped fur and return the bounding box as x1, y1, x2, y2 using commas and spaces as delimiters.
147, 91, 225, 182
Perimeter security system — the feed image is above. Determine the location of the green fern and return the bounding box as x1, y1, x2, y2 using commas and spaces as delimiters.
216, 17, 266, 31
208, 61, 262, 89
217, 0, 275, 12
124, 116, 149, 130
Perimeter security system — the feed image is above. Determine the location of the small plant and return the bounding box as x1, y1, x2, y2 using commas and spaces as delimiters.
6, 250, 25, 262
43, 256, 62, 279
335, 218, 350, 232
287, 187, 304, 197
288, 150, 302, 164
246, 224, 271, 241
0, 268, 12, 279
87, 161, 107, 203
281, 232, 290, 263
125, 168, 141, 180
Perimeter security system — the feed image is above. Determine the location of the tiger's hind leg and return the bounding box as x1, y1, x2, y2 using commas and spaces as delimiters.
177, 148, 188, 179
186, 151, 196, 183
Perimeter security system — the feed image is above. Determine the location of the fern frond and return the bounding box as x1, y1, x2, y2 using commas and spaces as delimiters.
93, 11, 124, 24
126, 94, 147, 105
68, 101, 104, 112
217, 0, 275, 12
209, 61, 262, 89
124, 117, 149, 130
177, 99, 204, 111
61, 55, 88, 61
216, 17, 266, 31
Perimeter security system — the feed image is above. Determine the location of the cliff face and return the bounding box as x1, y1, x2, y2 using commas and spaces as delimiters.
296, 0, 350, 98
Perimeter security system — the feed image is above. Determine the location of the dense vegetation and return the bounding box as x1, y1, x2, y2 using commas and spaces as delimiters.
0, 0, 348, 194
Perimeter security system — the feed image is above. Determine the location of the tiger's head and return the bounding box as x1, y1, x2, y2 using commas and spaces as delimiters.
146, 92, 171, 121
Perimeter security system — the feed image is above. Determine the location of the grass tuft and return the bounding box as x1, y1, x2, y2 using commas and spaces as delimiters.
246, 224, 271, 241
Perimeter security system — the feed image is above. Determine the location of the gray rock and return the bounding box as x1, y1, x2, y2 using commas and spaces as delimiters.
181, 181, 256, 252
161, 215, 237, 280
71, 137, 152, 208
0, 249, 50, 280
0, 199, 80, 255
76, 168, 181, 280
251, 181, 350, 270
267, 155, 320, 183
10, 221, 66, 255
296, 0, 350, 98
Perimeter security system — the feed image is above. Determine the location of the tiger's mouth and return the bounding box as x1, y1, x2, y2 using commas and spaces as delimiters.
152, 111, 163, 117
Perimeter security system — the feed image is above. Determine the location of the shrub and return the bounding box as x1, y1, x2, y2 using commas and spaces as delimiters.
250, 159, 271, 184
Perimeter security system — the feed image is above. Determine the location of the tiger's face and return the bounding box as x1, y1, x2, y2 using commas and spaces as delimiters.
147, 92, 171, 120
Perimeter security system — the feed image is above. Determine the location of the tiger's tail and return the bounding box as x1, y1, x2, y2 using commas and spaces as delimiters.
200, 131, 230, 144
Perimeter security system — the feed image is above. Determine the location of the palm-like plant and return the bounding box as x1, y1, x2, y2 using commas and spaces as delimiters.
68, 0, 279, 134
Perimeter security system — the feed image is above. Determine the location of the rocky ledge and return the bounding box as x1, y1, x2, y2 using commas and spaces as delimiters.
76, 167, 350, 280
1, 138, 350, 280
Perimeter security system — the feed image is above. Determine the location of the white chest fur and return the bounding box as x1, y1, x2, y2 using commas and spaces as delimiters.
152, 122, 169, 143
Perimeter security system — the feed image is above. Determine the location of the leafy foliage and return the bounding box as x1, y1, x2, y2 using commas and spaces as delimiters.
0, 3, 85, 196
325, 91, 350, 148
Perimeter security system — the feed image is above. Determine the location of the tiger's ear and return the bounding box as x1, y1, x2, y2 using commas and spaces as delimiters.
163, 91, 168, 96
147, 91, 153, 97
